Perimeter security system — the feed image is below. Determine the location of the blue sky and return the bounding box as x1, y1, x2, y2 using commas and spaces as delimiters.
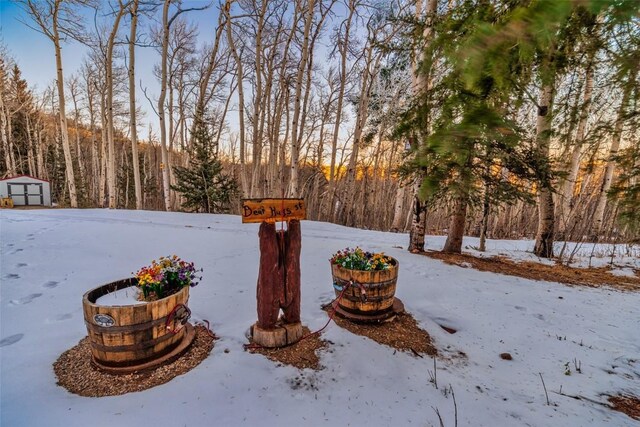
0, 0, 355, 148
0, 0, 221, 140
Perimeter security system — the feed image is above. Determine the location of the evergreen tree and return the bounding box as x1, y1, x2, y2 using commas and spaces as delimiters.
171, 114, 237, 213
396, 0, 536, 253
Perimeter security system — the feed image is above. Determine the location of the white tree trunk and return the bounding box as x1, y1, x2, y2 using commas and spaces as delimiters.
224, 0, 248, 197
327, 1, 355, 219
408, 0, 437, 250
390, 184, 406, 231
0, 91, 14, 176
288, 0, 315, 197
250, 1, 267, 198
533, 83, 556, 258
559, 57, 595, 235
106, 4, 126, 208
591, 67, 636, 239
69, 81, 85, 195
128, 0, 143, 210
35, 119, 46, 179
158, 0, 173, 211
25, 114, 36, 178
53, 35, 78, 207
99, 88, 107, 207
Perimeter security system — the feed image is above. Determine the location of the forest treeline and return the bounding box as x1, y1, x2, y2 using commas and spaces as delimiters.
1, 0, 639, 258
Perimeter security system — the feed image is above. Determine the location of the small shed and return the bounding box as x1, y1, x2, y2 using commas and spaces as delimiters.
0, 175, 52, 207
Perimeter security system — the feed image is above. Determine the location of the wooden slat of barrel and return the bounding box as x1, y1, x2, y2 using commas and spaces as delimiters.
83, 278, 189, 367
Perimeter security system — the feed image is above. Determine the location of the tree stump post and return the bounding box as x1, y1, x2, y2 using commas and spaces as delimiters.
252, 220, 303, 347
242, 199, 306, 348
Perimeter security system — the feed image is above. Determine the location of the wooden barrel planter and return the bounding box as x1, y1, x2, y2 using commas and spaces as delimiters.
82, 278, 195, 374
331, 257, 400, 320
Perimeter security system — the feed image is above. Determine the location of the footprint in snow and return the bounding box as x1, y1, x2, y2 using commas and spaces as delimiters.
10, 293, 42, 305
4, 273, 20, 280
0, 334, 24, 347
43, 281, 59, 289
16, 263, 28, 268
10, 248, 24, 254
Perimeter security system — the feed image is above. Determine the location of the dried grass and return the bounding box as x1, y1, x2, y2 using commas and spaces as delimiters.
54, 325, 215, 397
422, 251, 640, 292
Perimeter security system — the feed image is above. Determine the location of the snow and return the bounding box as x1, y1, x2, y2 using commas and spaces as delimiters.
1, 209, 639, 427
95, 286, 143, 306
456, 237, 640, 271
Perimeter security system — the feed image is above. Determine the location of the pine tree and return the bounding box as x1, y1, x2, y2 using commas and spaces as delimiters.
396, 0, 536, 254
171, 115, 237, 213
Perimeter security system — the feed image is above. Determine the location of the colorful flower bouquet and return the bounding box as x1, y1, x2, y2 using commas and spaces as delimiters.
134, 255, 201, 301
330, 247, 394, 271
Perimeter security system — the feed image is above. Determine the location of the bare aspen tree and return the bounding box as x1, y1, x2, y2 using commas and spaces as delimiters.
343, 13, 394, 226
81, 62, 100, 203
194, 8, 226, 123
0, 66, 13, 176
559, 51, 596, 236
156, 0, 208, 210
224, 0, 248, 196
249, 0, 268, 198
591, 65, 637, 239
105, 1, 129, 208
288, 0, 316, 197
33, 91, 48, 179
22, 0, 82, 207
258, 3, 290, 197
98, 70, 108, 207
128, 0, 143, 209
533, 82, 556, 258
390, 180, 406, 231
391, 0, 424, 232
269, 4, 300, 195
295, 0, 335, 197
315, 69, 340, 214
67, 75, 86, 195
4, 77, 21, 176
25, 113, 36, 177
408, 0, 437, 252
327, 0, 356, 219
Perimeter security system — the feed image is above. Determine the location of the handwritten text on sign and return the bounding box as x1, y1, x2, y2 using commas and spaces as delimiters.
242, 198, 306, 223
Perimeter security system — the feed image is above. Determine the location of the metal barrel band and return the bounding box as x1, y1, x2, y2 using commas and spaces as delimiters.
342, 294, 391, 303
89, 328, 179, 353
86, 314, 171, 333
332, 276, 396, 289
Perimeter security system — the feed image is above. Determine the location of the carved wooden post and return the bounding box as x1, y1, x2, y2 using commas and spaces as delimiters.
243, 199, 306, 347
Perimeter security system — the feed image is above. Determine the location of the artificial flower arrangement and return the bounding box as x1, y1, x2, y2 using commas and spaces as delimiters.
330, 247, 394, 271
134, 255, 201, 301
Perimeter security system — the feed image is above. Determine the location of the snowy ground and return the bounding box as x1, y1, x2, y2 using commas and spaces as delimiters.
1, 209, 639, 427
458, 236, 640, 271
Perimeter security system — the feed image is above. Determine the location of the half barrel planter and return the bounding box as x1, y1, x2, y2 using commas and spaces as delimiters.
330, 257, 400, 321
82, 278, 195, 374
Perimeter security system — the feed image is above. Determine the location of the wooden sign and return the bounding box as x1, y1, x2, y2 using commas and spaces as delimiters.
242, 198, 306, 223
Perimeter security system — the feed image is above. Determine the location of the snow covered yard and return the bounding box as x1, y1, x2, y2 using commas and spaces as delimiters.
1, 209, 639, 427
460, 237, 640, 272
